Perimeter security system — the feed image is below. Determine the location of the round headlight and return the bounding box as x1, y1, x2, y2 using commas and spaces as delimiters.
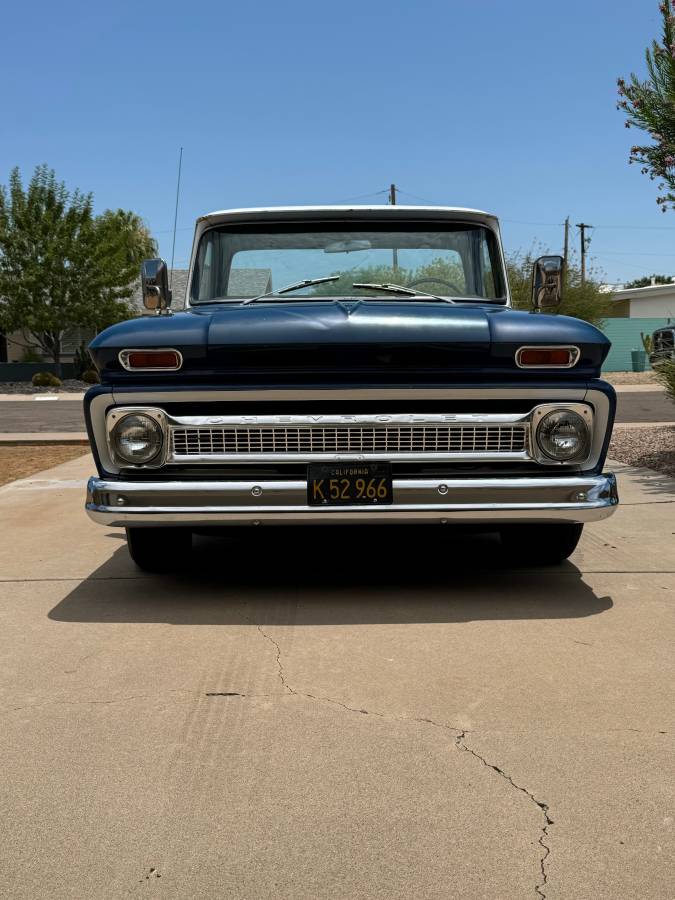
111, 414, 163, 465
536, 409, 590, 461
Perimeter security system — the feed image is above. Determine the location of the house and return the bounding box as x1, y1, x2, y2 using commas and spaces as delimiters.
0, 267, 273, 369
127, 268, 272, 312
608, 281, 675, 318
601, 281, 675, 371
1, 270, 190, 364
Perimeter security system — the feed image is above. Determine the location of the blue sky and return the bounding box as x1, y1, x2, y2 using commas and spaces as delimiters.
3, 0, 673, 283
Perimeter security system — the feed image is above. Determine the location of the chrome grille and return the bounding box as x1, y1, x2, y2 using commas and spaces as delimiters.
171, 423, 528, 458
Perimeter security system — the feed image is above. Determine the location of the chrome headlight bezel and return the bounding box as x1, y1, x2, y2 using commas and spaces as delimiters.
106, 407, 167, 468
531, 403, 593, 465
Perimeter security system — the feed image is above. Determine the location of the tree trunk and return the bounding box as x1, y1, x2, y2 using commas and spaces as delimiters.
34, 331, 63, 368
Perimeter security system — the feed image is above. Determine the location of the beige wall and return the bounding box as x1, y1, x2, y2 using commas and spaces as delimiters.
5, 328, 93, 362
629, 296, 675, 318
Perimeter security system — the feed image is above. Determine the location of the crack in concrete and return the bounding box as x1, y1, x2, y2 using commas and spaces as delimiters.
455, 730, 553, 899
255, 621, 555, 898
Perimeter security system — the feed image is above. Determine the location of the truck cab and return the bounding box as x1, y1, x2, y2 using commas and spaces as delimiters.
84, 206, 618, 570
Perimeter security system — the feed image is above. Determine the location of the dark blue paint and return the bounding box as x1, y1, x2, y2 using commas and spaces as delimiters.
89, 300, 610, 384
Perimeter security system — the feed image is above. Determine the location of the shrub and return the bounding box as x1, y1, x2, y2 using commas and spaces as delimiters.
31, 371, 62, 387
81, 369, 100, 384
654, 359, 675, 404
20, 347, 43, 363
73, 343, 92, 379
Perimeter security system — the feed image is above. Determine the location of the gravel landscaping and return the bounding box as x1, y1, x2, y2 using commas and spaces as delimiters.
601, 370, 659, 385
0, 380, 91, 394
0, 445, 88, 487
609, 425, 675, 478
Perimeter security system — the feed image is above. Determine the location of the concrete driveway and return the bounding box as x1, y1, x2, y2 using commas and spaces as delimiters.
0, 454, 673, 899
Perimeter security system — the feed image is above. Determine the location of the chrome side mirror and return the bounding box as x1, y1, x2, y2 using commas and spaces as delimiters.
531, 255, 563, 311
141, 259, 172, 312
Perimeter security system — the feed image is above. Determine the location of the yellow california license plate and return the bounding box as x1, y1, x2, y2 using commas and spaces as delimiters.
307, 463, 393, 506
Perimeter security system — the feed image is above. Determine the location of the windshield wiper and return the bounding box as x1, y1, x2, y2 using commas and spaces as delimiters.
352, 282, 456, 304
242, 275, 340, 305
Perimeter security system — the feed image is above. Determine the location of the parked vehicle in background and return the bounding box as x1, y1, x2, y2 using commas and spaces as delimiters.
82, 206, 618, 571
649, 325, 675, 367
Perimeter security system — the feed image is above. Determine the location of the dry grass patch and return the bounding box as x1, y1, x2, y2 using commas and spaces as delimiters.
0, 444, 88, 487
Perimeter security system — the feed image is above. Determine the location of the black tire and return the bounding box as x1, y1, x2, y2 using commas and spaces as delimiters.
125, 527, 192, 572
499, 522, 583, 566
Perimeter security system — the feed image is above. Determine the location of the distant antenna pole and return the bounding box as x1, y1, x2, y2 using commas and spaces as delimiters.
576, 222, 593, 285
170, 147, 183, 288
389, 183, 398, 272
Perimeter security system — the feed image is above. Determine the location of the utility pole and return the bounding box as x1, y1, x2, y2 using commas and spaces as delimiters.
563, 217, 569, 290
576, 222, 593, 285
389, 183, 398, 272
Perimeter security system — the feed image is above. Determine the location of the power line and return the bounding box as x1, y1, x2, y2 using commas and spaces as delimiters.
592, 248, 675, 257
330, 189, 390, 204
395, 188, 437, 204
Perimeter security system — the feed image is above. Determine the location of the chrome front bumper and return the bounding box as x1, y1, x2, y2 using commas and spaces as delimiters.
86, 472, 618, 527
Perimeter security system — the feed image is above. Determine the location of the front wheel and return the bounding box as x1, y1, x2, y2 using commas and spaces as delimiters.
125, 527, 192, 572
499, 523, 583, 566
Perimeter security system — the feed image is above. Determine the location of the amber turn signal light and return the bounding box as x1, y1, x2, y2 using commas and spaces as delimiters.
516, 346, 579, 368
119, 349, 182, 371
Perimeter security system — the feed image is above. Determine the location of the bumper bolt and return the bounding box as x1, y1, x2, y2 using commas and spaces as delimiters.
574, 491, 588, 502
116, 496, 126, 506
438, 483, 449, 495
251, 485, 263, 497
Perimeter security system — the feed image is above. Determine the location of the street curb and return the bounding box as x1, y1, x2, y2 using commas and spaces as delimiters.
0, 394, 86, 402
610, 384, 664, 393
0, 433, 89, 444
612, 422, 675, 429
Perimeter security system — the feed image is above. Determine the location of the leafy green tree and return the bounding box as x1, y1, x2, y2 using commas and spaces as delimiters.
617, 1, 675, 210
309, 258, 467, 297
624, 274, 673, 288
506, 251, 614, 328
0, 165, 156, 364
311, 251, 612, 326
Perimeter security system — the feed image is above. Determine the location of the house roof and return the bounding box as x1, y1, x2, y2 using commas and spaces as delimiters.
227, 268, 273, 296
129, 269, 189, 314
611, 282, 675, 301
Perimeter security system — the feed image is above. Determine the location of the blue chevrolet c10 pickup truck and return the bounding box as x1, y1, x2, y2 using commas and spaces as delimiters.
83, 205, 618, 570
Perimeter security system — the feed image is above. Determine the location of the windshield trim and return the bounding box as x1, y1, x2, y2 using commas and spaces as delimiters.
187, 219, 510, 308
190, 294, 509, 306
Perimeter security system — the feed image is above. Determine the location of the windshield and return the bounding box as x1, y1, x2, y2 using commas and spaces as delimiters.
190, 223, 506, 304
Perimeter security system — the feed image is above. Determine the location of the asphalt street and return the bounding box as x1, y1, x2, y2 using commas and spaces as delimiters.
0, 389, 673, 432
0, 453, 673, 898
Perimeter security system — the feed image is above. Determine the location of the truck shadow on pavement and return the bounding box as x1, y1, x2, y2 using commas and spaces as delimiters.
49, 527, 613, 625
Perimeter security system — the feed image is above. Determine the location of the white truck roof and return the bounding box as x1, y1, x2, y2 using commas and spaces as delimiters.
197, 205, 499, 229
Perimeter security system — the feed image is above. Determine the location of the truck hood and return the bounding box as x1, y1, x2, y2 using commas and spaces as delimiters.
89, 300, 611, 385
